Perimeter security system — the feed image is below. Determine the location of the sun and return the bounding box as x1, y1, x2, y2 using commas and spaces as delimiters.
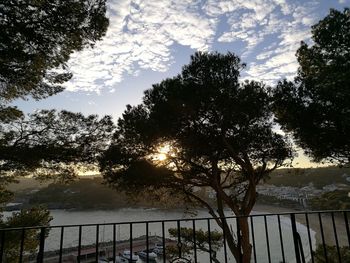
157, 153, 167, 161
153, 144, 171, 162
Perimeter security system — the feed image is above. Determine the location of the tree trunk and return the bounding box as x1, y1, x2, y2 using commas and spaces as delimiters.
238, 216, 252, 263
215, 190, 253, 263
221, 218, 241, 261
218, 216, 252, 263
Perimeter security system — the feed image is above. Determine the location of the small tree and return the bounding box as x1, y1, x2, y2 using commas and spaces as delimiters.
101, 52, 293, 262
0, 207, 52, 262
167, 227, 223, 263
313, 244, 350, 263
0, 110, 114, 259
273, 8, 350, 165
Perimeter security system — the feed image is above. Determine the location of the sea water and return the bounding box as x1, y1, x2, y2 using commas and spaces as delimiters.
16, 208, 315, 263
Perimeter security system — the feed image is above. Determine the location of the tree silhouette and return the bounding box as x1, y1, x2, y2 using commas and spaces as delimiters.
0, 0, 108, 104
273, 8, 350, 165
0, 207, 52, 262
0, 1, 110, 258
0, 110, 114, 259
1, 110, 115, 180
101, 52, 293, 263
0, 1, 112, 180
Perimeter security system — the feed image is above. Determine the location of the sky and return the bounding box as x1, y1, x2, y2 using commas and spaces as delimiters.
15, 0, 350, 167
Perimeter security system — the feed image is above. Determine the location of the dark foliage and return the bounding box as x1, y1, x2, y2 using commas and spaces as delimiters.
313, 244, 350, 262
0, 0, 109, 103
273, 8, 350, 164
0, 1, 109, 259
101, 51, 293, 212
0, 110, 115, 181
0, 109, 114, 259
310, 190, 350, 210
0, 207, 52, 262
0, 0, 111, 204
101, 51, 293, 262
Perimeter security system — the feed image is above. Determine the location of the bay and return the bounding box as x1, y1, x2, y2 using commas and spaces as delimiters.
16, 208, 315, 263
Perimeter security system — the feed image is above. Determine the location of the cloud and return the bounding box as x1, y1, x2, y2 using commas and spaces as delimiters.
63, 0, 346, 92
87, 101, 97, 106
211, 0, 322, 84
65, 0, 217, 93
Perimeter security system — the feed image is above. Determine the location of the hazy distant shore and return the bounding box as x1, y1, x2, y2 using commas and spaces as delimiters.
254, 203, 299, 214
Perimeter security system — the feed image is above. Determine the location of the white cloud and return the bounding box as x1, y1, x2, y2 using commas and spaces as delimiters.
63, 0, 347, 92
211, 0, 321, 84
65, 0, 217, 93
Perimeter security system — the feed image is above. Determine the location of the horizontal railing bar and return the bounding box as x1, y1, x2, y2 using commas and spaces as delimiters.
1, 210, 349, 231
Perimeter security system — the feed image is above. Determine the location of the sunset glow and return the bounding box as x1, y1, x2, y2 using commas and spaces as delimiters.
154, 144, 171, 162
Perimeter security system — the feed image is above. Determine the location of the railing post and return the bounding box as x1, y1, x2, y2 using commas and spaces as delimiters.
291, 214, 302, 263
77, 225, 82, 263
59, 227, 64, 263
264, 215, 271, 263
176, 220, 182, 259
0, 230, 5, 263
95, 225, 99, 263
330, 212, 341, 263
277, 215, 286, 263
162, 221, 166, 263
129, 223, 133, 263
146, 222, 149, 263
113, 224, 116, 263
207, 219, 212, 263
250, 217, 257, 263
318, 213, 328, 263
304, 214, 314, 263
236, 217, 242, 263
19, 229, 25, 263
37, 227, 46, 263
344, 211, 350, 248
192, 220, 197, 263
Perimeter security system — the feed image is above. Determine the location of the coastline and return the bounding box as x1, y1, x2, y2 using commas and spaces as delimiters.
3, 204, 348, 248
254, 204, 349, 247
254, 203, 301, 214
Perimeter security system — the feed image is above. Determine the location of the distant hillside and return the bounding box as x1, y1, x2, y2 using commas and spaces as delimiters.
27, 178, 128, 209
6, 167, 350, 211
10, 177, 185, 210
6, 177, 51, 192
6, 175, 99, 192
268, 167, 350, 189
9, 167, 350, 193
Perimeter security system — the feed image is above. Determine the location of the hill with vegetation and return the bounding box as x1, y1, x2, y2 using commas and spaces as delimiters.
6, 167, 350, 211
262, 167, 350, 210
267, 167, 350, 189
9, 177, 185, 211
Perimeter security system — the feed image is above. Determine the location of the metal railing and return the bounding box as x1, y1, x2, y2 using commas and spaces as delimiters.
0, 210, 349, 263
